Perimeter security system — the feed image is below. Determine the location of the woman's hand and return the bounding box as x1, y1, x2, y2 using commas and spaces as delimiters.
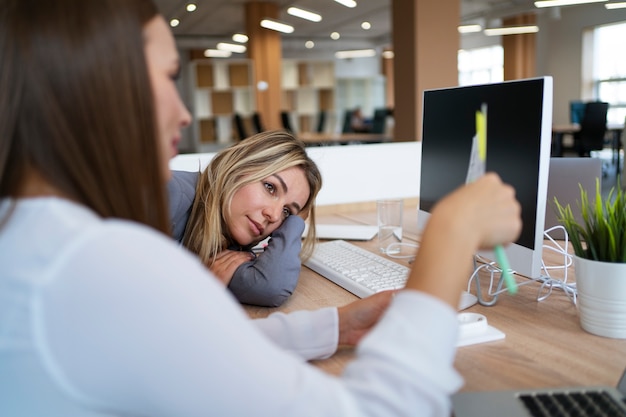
209, 250, 255, 286
337, 291, 394, 346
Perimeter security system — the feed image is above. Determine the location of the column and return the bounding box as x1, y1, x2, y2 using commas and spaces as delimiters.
245, 1, 282, 130
503, 14, 537, 81
392, 0, 459, 142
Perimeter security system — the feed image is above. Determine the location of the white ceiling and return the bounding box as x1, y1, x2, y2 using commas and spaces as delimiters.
153, 0, 541, 54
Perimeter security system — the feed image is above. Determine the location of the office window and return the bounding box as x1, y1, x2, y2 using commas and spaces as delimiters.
592, 21, 626, 125
458, 46, 503, 86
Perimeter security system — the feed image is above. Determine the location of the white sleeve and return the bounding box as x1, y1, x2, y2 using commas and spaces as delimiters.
34, 223, 462, 417
253, 308, 338, 361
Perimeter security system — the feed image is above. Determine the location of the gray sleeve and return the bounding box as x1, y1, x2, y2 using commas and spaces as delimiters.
166, 170, 199, 242
227, 215, 305, 307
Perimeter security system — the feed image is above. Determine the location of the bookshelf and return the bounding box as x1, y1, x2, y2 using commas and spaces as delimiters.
190, 59, 255, 150
281, 60, 335, 133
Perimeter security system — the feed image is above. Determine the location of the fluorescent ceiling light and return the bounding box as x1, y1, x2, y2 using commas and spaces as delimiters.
260, 19, 294, 33
458, 24, 482, 33
287, 7, 322, 22
605, 1, 626, 8
216, 42, 247, 53
535, 0, 606, 7
334, 0, 357, 8
232, 33, 248, 43
335, 49, 376, 59
484, 25, 539, 36
204, 49, 231, 58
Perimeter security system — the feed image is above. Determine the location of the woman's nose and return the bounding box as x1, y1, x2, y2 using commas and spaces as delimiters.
263, 203, 282, 223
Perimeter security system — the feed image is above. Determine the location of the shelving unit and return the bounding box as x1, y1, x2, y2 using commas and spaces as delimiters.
190, 59, 255, 150
281, 60, 335, 133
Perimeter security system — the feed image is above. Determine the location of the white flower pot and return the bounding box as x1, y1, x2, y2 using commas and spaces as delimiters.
574, 256, 626, 339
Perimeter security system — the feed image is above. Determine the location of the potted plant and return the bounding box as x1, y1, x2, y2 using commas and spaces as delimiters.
554, 179, 626, 339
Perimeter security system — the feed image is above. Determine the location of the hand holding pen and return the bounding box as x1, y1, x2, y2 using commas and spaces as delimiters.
466, 104, 518, 294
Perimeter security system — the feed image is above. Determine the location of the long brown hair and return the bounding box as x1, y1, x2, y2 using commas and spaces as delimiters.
0, 0, 169, 233
182, 131, 323, 264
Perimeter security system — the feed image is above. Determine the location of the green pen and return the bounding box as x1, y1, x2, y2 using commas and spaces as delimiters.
468, 104, 517, 294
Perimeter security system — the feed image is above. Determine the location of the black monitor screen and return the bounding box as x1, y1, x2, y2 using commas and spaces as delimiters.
420, 78, 549, 251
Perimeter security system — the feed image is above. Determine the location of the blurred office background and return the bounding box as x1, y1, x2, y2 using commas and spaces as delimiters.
152, 0, 626, 156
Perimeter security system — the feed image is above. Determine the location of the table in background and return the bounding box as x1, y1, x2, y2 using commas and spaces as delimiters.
245, 207, 626, 392
552, 123, 624, 175
297, 132, 392, 146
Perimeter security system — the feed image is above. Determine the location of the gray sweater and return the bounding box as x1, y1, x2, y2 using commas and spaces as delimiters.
167, 170, 304, 307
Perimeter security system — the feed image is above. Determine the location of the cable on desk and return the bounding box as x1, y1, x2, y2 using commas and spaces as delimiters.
468, 225, 577, 307
384, 242, 419, 261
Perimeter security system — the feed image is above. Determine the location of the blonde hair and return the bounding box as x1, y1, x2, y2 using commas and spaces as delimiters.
182, 131, 322, 265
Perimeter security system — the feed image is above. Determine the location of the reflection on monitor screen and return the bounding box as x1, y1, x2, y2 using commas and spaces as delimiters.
418, 77, 553, 279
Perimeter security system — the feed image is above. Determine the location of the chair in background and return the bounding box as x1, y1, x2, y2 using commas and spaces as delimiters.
569, 100, 586, 124
370, 108, 389, 134
341, 110, 354, 133
280, 111, 294, 133
316, 110, 326, 133
233, 113, 248, 141
574, 101, 609, 157
252, 112, 264, 134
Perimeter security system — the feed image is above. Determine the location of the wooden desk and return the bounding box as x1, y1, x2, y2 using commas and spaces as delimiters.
246, 209, 626, 392
297, 132, 392, 146
552, 124, 624, 175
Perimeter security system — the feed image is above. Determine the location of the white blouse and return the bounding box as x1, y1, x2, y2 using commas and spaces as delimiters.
0, 197, 462, 417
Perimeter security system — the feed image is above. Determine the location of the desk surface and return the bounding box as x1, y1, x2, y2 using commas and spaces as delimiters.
245, 208, 626, 392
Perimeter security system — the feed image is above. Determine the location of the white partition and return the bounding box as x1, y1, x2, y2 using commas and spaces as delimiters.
169, 141, 422, 206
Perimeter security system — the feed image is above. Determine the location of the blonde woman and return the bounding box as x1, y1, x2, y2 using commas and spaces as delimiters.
167, 131, 322, 306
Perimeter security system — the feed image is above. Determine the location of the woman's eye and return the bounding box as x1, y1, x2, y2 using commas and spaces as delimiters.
264, 182, 276, 194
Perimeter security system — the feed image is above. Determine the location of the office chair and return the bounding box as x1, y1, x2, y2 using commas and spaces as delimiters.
280, 111, 294, 133
341, 110, 354, 133
252, 112, 264, 134
233, 113, 248, 141
569, 100, 586, 124
574, 101, 609, 157
370, 108, 389, 134
316, 110, 326, 133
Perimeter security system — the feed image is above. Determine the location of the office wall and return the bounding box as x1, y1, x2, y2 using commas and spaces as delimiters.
169, 141, 421, 206
536, 6, 626, 125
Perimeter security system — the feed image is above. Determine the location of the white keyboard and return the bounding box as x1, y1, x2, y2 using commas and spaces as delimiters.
304, 239, 479, 310
304, 240, 409, 298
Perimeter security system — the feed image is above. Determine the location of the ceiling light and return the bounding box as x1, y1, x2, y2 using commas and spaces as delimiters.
232, 33, 249, 43
334, 0, 357, 7
335, 49, 376, 59
170, 18, 180, 27
605, 1, 626, 8
458, 24, 482, 34
305, 41, 315, 49
287, 7, 322, 22
186, 3, 196, 12
382, 50, 395, 59
361, 21, 371, 30
204, 49, 231, 58
535, 0, 607, 7
330, 32, 340, 40
484, 25, 539, 36
260, 19, 294, 33
216, 42, 247, 53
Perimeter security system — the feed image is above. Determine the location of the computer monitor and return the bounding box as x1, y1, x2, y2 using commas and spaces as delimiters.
418, 77, 553, 279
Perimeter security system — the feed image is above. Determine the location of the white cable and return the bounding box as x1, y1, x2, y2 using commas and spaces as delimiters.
385, 242, 419, 260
